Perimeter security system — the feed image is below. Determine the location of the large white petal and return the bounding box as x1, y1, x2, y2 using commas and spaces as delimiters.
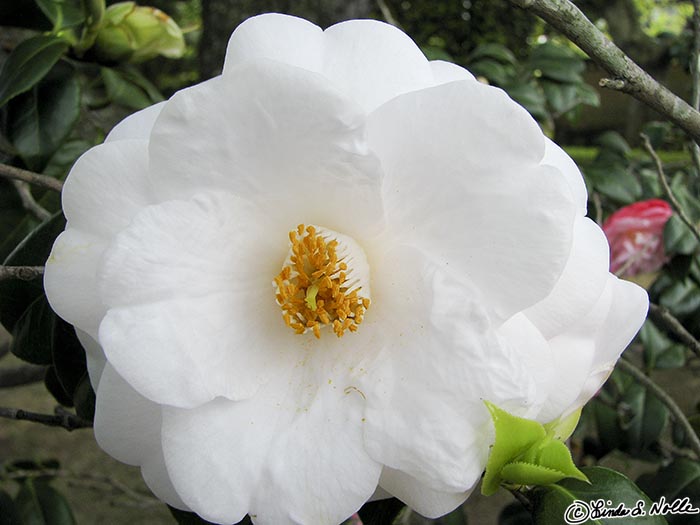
222, 14, 435, 113
149, 61, 383, 239
524, 217, 610, 339
105, 102, 166, 143
224, 13, 323, 74
75, 329, 106, 389
430, 60, 475, 84
98, 191, 294, 408
61, 140, 152, 238
542, 137, 588, 215
162, 345, 381, 525
44, 229, 107, 339
379, 467, 472, 519
94, 365, 187, 510
359, 246, 540, 493
367, 81, 576, 321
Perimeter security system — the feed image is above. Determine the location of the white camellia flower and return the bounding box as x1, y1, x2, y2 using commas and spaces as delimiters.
44, 13, 648, 525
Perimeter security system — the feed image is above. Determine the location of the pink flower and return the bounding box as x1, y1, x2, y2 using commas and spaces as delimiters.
603, 199, 673, 276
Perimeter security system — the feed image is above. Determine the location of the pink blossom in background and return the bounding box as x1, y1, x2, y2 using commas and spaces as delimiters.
602, 199, 673, 276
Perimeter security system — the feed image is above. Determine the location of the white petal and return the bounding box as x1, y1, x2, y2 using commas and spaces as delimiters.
430, 60, 475, 84
542, 137, 588, 215
94, 365, 187, 510
61, 140, 153, 238
379, 467, 472, 519
368, 81, 576, 321
360, 246, 538, 492
75, 329, 106, 389
224, 13, 323, 73
98, 191, 294, 407
44, 229, 107, 339
321, 20, 434, 113
524, 217, 610, 339
162, 350, 381, 525
148, 62, 383, 238
105, 102, 166, 142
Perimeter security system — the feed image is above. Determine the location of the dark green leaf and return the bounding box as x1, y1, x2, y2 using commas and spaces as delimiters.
0, 35, 68, 107
169, 506, 234, 524
529, 42, 584, 83
596, 131, 631, 156
52, 318, 87, 397
641, 320, 687, 370
467, 43, 517, 65
659, 280, 700, 318
36, 0, 86, 31
531, 467, 667, 525
358, 498, 406, 525
420, 45, 454, 62
664, 214, 698, 256
584, 164, 642, 204
15, 479, 76, 525
499, 502, 533, 525
0, 489, 19, 525
620, 381, 668, 453
7, 62, 81, 171
44, 365, 74, 407
11, 294, 55, 365
101, 66, 160, 110
468, 59, 514, 86
0, 212, 65, 332
506, 83, 547, 120
637, 459, 700, 525
72, 374, 95, 421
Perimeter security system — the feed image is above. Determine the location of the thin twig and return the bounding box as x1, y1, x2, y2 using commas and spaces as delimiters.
0, 265, 44, 282
508, 487, 533, 512
648, 303, 700, 360
376, 0, 401, 28
0, 406, 92, 431
0, 162, 63, 192
0, 364, 47, 388
692, 0, 700, 175
641, 133, 700, 244
12, 181, 51, 221
617, 357, 700, 459
506, 0, 700, 144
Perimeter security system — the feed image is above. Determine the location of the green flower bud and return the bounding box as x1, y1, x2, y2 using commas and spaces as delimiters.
92, 1, 185, 63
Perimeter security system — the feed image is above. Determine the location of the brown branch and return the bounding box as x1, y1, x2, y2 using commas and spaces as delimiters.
506, 0, 700, 144
0, 162, 62, 192
641, 133, 700, 244
0, 364, 47, 388
0, 406, 92, 431
12, 181, 51, 221
0, 265, 44, 282
648, 303, 700, 360
617, 357, 700, 459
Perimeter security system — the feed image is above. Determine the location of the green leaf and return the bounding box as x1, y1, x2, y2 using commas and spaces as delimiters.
169, 507, 243, 524
584, 164, 642, 205
468, 59, 515, 86
637, 459, 700, 525
15, 479, 76, 525
72, 374, 95, 421
0, 212, 65, 333
531, 467, 667, 525
506, 82, 547, 120
541, 81, 580, 116
482, 402, 546, 496
101, 66, 162, 110
529, 42, 584, 83
640, 320, 686, 370
664, 214, 698, 256
35, 0, 86, 32
467, 43, 517, 65
0, 489, 20, 525
11, 294, 55, 365
498, 502, 533, 525
44, 365, 74, 407
0, 35, 68, 107
52, 318, 88, 397
358, 498, 406, 525
6, 61, 81, 171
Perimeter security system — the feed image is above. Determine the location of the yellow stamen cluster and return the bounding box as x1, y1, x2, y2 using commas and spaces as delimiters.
274, 224, 370, 338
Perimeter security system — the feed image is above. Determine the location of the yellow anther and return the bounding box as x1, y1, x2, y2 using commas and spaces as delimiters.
273, 224, 370, 339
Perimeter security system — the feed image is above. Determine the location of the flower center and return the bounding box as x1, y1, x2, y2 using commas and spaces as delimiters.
273, 224, 371, 338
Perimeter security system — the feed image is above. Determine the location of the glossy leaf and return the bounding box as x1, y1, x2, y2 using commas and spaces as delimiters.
498, 502, 533, 525
15, 479, 76, 525
6, 62, 81, 171
73, 374, 96, 421
640, 320, 686, 370
101, 66, 162, 110
358, 498, 406, 525
664, 214, 698, 256
0, 212, 64, 332
11, 294, 55, 365
52, 318, 88, 397
531, 467, 667, 525
0, 489, 20, 525
637, 459, 700, 525
44, 365, 74, 407
467, 43, 517, 65
529, 42, 584, 83
0, 35, 68, 107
